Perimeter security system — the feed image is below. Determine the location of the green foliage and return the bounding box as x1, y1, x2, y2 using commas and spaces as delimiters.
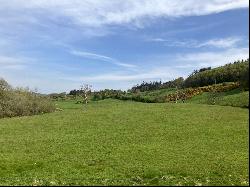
0, 78, 11, 91
92, 89, 126, 101
0, 78, 55, 118
0, 100, 248, 185
90, 82, 246, 108
239, 67, 249, 90
129, 77, 184, 93
83, 59, 249, 107
124, 59, 248, 94
48, 92, 67, 100
165, 82, 240, 102
184, 59, 249, 88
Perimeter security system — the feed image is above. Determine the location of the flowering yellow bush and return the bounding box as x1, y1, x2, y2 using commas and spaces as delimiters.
165, 82, 240, 102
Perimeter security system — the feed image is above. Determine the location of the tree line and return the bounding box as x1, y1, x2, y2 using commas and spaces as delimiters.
184, 59, 249, 88
128, 59, 249, 92
129, 77, 184, 93
66, 58, 249, 102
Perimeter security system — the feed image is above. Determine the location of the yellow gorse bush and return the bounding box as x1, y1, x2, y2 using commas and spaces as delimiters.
165, 82, 240, 102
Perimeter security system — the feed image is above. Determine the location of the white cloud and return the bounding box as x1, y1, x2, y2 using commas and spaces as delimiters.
176, 47, 249, 68
0, 55, 33, 70
148, 38, 167, 42
197, 37, 242, 48
148, 37, 243, 49
70, 50, 136, 68
0, 0, 248, 93
0, 56, 23, 65
61, 66, 181, 84
65, 47, 249, 83
0, 0, 248, 29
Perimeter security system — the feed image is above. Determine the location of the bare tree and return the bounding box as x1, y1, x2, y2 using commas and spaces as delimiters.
80, 84, 92, 109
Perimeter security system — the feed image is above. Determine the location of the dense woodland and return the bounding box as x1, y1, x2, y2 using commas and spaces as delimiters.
184, 59, 249, 88
129, 77, 184, 93
128, 59, 249, 92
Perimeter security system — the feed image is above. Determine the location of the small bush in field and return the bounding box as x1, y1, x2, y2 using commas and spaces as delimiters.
0, 78, 55, 118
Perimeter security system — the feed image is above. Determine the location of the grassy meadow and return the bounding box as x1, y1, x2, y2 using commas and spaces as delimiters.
0, 99, 248, 186
0, 3, 248, 186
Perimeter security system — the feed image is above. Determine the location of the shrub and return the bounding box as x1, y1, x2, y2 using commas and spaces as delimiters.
239, 67, 249, 90
165, 82, 240, 102
0, 79, 55, 118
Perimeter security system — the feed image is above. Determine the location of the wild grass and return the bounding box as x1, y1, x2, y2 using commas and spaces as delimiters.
187, 89, 249, 108
0, 99, 248, 186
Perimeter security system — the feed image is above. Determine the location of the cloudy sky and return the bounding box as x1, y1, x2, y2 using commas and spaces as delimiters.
0, 0, 249, 93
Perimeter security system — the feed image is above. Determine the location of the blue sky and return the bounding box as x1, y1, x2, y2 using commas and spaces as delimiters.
0, 0, 249, 93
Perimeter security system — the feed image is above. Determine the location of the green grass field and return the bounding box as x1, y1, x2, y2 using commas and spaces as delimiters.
0, 99, 249, 186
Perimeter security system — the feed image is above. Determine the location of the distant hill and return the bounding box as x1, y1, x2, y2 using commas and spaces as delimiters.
67, 59, 249, 108
123, 59, 249, 93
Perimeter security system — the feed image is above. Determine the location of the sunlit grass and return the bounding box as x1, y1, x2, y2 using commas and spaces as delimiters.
0, 99, 248, 185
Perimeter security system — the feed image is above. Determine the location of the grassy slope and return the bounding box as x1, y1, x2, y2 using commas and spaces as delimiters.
123, 88, 177, 102
138, 88, 177, 97
131, 86, 249, 108
187, 89, 249, 108
0, 99, 249, 186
